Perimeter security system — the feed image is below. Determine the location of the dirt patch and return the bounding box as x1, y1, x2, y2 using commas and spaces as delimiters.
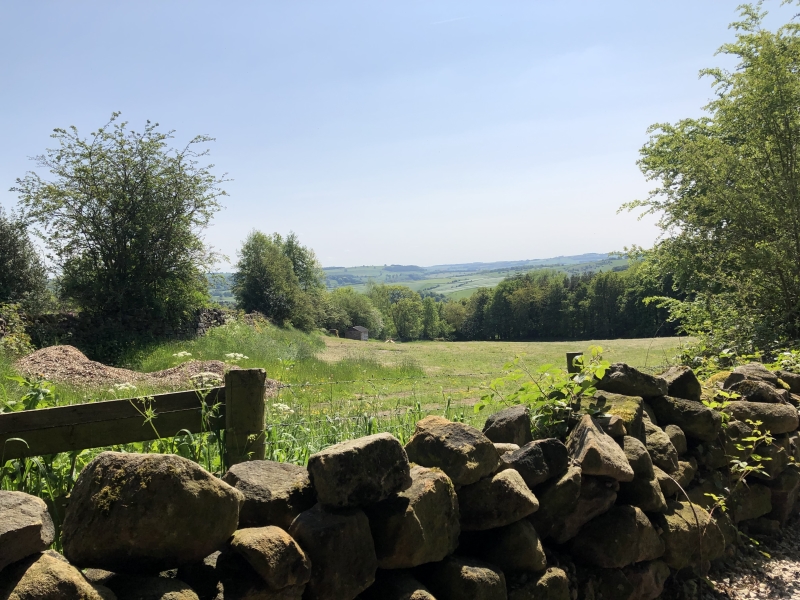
15, 345, 241, 390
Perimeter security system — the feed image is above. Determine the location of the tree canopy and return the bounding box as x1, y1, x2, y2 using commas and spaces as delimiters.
0, 208, 50, 312
626, 3, 800, 351
13, 114, 225, 332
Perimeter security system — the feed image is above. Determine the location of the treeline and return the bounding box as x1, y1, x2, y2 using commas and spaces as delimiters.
231, 230, 678, 341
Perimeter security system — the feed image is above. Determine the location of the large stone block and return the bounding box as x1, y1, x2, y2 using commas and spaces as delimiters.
357, 571, 435, 600
482, 405, 533, 446
506, 567, 570, 600
416, 556, 506, 600
288, 504, 376, 600
308, 433, 411, 508
661, 366, 702, 401
767, 465, 800, 524
528, 465, 582, 540
365, 466, 459, 569
0, 552, 106, 600
570, 505, 664, 568
566, 415, 634, 482
649, 500, 725, 571
596, 363, 667, 398
0, 491, 55, 572
727, 379, 786, 403
622, 560, 670, 600
222, 460, 315, 529
460, 519, 546, 574
404, 416, 500, 487
62, 452, 243, 573
590, 392, 645, 442
500, 438, 569, 489
230, 526, 311, 591
548, 475, 618, 544
644, 419, 679, 473
457, 469, 539, 531
724, 401, 799, 435
647, 396, 722, 441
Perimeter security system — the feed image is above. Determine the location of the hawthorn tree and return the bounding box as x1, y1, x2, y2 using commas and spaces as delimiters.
13, 114, 225, 335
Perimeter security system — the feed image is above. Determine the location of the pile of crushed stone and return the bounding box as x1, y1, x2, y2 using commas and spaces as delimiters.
14, 345, 238, 389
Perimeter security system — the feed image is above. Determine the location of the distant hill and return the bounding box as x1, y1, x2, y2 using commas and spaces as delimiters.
208, 253, 627, 303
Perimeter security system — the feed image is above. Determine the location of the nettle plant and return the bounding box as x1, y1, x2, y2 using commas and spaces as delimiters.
475, 346, 611, 439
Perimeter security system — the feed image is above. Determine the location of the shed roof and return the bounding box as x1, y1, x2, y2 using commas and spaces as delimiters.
349, 326, 368, 333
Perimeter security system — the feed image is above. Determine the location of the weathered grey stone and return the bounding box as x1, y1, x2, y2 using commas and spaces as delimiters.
743, 517, 781, 536
308, 433, 411, 509
728, 363, 780, 387
595, 414, 627, 438
724, 401, 799, 435
365, 466, 459, 569
175, 551, 222, 600
665, 424, 688, 455
657, 459, 697, 498
778, 370, 800, 394
457, 469, 539, 531
229, 526, 310, 591
213, 547, 305, 600
493, 443, 519, 456
622, 560, 670, 600
566, 415, 634, 482
0, 552, 106, 599
647, 396, 722, 441
222, 461, 315, 530
0, 491, 55, 572
482, 405, 533, 446
528, 465, 582, 540
590, 392, 645, 442
749, 442, 790, 481
356, 571, 435, 600
460, 519, 546, 574
650, 500, 726, 571
618, 475, 668, 513
661, 366, 702, 401
768, 465, 800, 524
723, 420, 754, 462
727, 379, 786, 403
417, 556, 506, 600
693, 440, 728, 470
596, 363, 668, 398
62, 452, 243, 573
623, 436, 654, 478
574, 568, 632, 600
507, 568, 570, 600
550, 476, 618, 544
731, 483, 772, 523
404, 416, 500, 487
102, 574, 200, 600
500, 438, 569, 489
288, 505, 376, 600
644, 420, 679, 473
570, 505, 664, 568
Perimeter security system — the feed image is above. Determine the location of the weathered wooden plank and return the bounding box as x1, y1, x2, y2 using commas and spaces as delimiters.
0, 387, 225, 460
0, 388, 224, 434
225, 369, 267, 465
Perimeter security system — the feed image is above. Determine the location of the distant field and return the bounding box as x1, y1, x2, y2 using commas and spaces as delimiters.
319, 336, 688, 375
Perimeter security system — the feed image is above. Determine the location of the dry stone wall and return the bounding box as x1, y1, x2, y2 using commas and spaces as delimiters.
2, 361, 800, 599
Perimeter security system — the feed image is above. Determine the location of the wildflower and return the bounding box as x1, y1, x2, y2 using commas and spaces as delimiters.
191, 372, 223, 387
224, 352, 249, 363
272, 402, 294, 414
173, 351, 192, 358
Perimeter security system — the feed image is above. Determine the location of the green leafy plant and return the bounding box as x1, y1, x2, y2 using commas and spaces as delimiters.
475, 346, 611, 438
2, 375, 55, 412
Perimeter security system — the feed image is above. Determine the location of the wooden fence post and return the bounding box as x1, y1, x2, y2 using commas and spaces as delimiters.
225, 368, 267, 466
566, 352, 583, 374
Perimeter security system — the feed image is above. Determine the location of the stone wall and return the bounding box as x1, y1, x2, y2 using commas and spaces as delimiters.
2, 361, 800, 600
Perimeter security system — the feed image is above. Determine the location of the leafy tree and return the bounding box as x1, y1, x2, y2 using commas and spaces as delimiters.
232, 231, 317, 329
422, 296, 441, 339
625, 4, 800, 352
324, 287, 384, 335
0, 208, 50, 312
12, 114, 224, 332
391, 297, 424, 340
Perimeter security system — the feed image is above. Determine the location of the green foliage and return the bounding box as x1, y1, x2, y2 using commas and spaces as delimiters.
475, 346, 611, 438
323, 287, 384, 335
0, 304, 35, 357
0, 208, 50, 312
366, 283, 426, 341
232, 231, 321, 330
13, 114, 224, 340
2, 375, 55, 412
626, 4, 800, 353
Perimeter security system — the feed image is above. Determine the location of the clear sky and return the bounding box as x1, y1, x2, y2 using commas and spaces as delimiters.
1, 1, 796, 268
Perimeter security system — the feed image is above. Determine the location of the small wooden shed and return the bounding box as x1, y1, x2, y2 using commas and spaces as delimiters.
344, 326, 369, 341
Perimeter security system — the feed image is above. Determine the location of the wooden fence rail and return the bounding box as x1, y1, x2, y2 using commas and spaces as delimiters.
0, 369, 267, 465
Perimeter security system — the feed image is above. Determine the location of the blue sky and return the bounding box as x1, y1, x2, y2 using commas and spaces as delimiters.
1, 1, 796, 268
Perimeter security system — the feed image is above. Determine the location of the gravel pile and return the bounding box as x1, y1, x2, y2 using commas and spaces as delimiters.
15, 345, 235, 389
